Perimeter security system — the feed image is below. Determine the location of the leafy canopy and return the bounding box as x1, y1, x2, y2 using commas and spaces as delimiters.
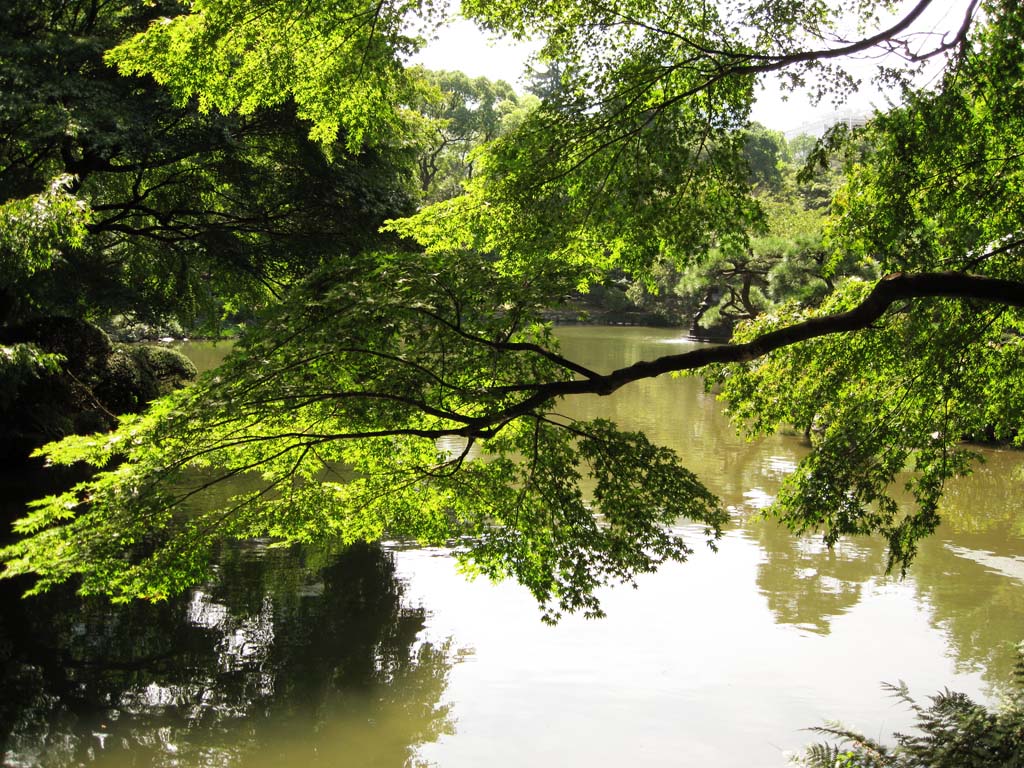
107, 0, 430, 148
0, 0, 420, 332
4, 0, 1024, 620
4, 252, 724, 622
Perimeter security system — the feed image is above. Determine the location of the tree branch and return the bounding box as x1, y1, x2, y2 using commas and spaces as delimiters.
465, 273, 1024, 430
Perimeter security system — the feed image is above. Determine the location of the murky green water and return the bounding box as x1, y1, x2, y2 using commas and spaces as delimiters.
2, 326, 1022, 766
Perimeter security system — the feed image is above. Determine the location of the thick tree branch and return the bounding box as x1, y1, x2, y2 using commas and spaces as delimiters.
461, 273, 1024, 432
122, 274, 1024, 469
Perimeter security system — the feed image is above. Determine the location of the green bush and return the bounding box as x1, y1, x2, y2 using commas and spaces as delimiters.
795, 647, 1024, 767
96, 345, 197, 413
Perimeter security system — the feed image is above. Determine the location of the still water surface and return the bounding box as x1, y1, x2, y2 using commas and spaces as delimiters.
2, 326, 1023, 766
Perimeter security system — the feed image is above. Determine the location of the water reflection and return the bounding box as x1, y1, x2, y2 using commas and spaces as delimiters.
911, 530, 1024, 687
743, 452, 1024, 684
556, 325, 1024, 692
0, 542, 456, 767
3, 329, 1021, 767
745, 516, 886, 635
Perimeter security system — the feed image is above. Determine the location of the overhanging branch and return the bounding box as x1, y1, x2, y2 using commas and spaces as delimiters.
459, 272, 1024, 433
139, 272, 1024, 465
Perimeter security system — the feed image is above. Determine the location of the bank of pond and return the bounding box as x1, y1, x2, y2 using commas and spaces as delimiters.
1, 326, 1022, 766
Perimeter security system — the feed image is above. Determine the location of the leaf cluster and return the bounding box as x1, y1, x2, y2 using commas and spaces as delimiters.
107, 0, 427, 149
1, 250, 725, 620
0, 0, 419, 332
0, 175, 91, 289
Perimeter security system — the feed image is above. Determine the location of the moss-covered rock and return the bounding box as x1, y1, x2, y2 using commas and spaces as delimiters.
96, 344, 197, 414
0, 318, 197, 459
2, 317, 112, 379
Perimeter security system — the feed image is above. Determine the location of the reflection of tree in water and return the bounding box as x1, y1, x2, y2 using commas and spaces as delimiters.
741, 472, 1024, 692
909, 527, 1024, 691
743, 515, 886, 634
935, 452, 1024, 537
892, 452, 1024, 690
0, 542, 455, 767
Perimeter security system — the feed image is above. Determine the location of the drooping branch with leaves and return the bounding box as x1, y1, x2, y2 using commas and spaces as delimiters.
2, 252, 728, 622
3, 0, 1024, 620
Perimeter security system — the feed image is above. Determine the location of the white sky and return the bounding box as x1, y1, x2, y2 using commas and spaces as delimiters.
411, 0, 974, 135
411, 17, 539, 87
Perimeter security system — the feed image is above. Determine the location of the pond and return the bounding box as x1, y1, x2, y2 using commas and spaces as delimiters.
2, 326, 1022, 766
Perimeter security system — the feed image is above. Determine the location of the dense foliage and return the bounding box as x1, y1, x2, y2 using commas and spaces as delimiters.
1, 0, 1023, 629
0, 0, 421, 451
0, 0, 418, 329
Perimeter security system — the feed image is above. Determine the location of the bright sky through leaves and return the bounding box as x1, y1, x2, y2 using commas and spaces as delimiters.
410, 13, 539, 86
413, 0, 978, 133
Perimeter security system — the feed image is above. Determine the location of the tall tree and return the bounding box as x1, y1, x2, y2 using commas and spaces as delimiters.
0, 0, 419, 330
409, 70, 519, 203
